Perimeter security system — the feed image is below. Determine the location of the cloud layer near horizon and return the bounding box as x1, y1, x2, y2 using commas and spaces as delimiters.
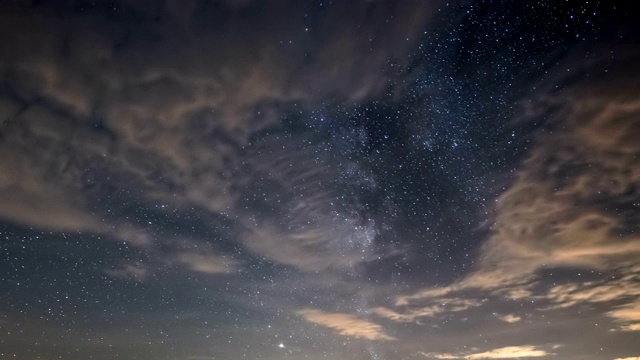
297, 308, 394, 341
423, 345, 552, 359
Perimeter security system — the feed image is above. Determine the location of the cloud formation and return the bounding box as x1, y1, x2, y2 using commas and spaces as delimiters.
235, 144, 383, 271
174, 250, 238, 274
106, 262, 147, 281
296, 308, 394, 341
608, 302, 640, 332
0, 0, 437, 274
499, 314, 522, 324
373, 297, 483, 323
545, 265, 640, 308
423, 345, 551, 359
375, 50, 640, 323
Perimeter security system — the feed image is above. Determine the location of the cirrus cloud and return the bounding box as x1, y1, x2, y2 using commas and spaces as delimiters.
296, 308, 394, 341
422, 345, 552, 359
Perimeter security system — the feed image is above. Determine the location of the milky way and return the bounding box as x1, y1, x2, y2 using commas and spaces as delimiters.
0, 1, 639, 359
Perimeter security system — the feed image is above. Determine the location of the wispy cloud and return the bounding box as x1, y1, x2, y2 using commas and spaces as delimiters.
377, 64, 640, 324
543, 265, 640, 331
296, 308, 394, 341
174, 250, 238, 274
499, 314, 522, 323
373, 297, 483, 323
106, 262, 147, 281
609, 302, 640, 332
422, 345, 552, 359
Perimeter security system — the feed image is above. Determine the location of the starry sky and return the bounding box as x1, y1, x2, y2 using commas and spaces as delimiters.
0, 1, 639, 359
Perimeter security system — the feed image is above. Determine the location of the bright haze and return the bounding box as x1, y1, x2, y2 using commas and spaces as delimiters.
0, 1, 639, 359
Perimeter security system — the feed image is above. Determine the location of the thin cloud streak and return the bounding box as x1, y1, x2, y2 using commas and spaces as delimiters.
422, 345, 552, 359
296, 308, 394, 341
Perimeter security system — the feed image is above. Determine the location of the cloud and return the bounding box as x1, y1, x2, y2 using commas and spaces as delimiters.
608, 302, 640, 332
0, 0, 438, 274
106, 262, 147, 281
542, 265, 640, 331
493, 286, 535, 301
0, 132, 106, 233
241, 213, 379, 272
373, 297, 483, 323
468, 57, 640, 290
500, 314, 522, 323
111, 225, 154, 248
108, 238, 239, 279
296, 308, 394, 341
233, 140, 391, 272
379, 50, 640, 319
422, 345, 552, 359
619, 324, 640, 332
174, 250, 238, 274
545, 267, 640, 308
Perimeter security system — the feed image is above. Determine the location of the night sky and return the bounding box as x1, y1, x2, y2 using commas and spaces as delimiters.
1, 1, 639, 359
